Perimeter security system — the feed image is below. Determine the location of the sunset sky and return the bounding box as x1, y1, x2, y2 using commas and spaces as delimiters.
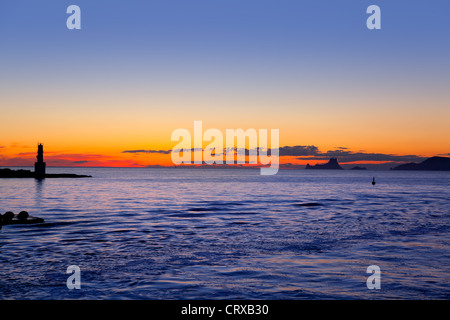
1, 0, 449, 168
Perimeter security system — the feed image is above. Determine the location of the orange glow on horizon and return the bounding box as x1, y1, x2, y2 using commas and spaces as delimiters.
1, 145, 442, 169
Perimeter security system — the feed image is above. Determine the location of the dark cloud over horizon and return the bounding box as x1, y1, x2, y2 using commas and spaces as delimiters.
278, 145, 319, 156
294, 147, 426, 163
122, 145, 429, 164
276, 145, 427, 163
122, 149, 172, 154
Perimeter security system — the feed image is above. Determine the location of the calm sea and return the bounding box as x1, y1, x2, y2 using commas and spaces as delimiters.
0, 167, 449, 299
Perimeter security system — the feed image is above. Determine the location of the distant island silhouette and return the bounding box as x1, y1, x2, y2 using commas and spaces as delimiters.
350, 166, 367, 170
305, 158, 343, 170
0, 144, 91, 179
392, 156, 450, 171
304, 156, 450, 171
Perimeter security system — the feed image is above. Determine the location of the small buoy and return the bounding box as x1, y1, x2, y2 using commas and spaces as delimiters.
372, 177, 376, 186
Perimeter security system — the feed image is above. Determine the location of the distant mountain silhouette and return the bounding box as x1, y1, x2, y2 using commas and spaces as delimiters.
350, 166, 367, 170
392, 156, 450, 171
305, 158, 343, 170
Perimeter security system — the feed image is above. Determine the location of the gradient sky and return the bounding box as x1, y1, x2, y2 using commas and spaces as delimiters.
1, 0, 449, 167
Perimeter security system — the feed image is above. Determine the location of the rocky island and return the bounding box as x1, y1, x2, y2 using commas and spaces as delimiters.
305, 158, 343, 170
0, 211, 44, 228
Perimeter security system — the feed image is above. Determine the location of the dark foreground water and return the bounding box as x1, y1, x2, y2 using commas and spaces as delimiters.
0, 168, 449, 299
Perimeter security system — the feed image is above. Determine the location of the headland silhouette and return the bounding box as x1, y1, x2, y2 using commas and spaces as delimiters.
392, 156, 450, 171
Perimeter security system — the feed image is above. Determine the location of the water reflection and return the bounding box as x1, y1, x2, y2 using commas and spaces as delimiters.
34, 178, 44, 207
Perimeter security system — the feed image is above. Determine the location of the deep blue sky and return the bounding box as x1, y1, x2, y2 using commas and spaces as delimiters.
2, 0, 449, 82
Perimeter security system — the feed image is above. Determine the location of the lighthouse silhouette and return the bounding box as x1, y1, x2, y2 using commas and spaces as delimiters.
34, 143, 46, 179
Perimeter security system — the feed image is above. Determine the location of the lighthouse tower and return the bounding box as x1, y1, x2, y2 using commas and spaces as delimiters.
34, 143, 46, 179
